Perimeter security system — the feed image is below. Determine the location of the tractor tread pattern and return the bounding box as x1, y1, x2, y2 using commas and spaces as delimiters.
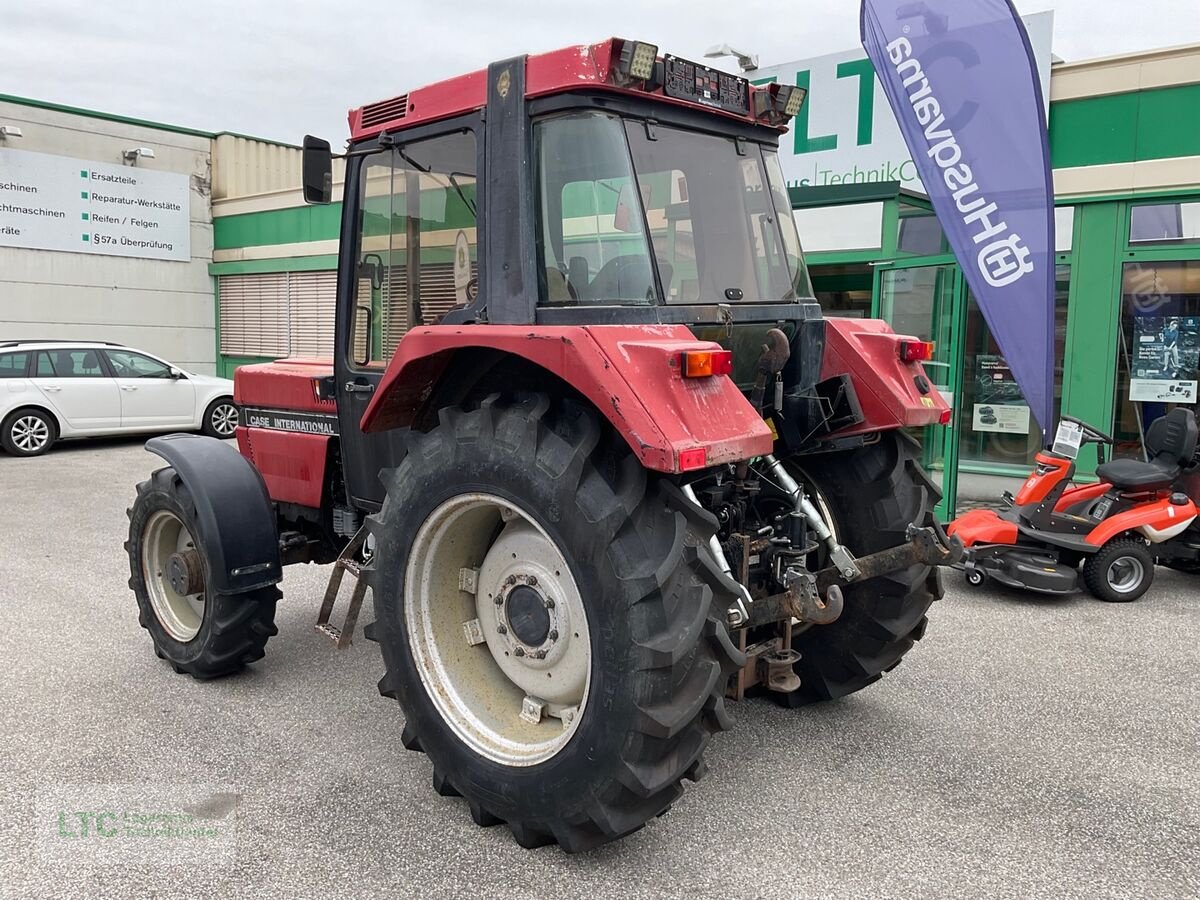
363, 395, 741, 852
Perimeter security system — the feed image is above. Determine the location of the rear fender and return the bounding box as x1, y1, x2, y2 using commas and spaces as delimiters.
1086, 497, 1199, 547
819, 319, 947, 437
359, 325, 774, 473
145, 433, 282, 594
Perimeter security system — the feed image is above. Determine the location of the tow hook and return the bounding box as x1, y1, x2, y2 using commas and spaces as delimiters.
785, 569, 844, 625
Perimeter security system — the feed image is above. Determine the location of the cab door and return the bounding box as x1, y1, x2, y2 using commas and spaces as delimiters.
103, 349, 196, 429
31, 349, 122, 432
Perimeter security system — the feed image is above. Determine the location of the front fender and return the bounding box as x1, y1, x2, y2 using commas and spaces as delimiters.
359, 325, 774, 474
144, 433, 282, 594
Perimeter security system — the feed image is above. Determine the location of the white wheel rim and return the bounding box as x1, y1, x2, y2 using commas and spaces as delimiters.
142, 510, 205, 641
404, 492, 591, 767
1107, 556, 1145, 594
11, 415, 49, 452
211, 403, 239, 437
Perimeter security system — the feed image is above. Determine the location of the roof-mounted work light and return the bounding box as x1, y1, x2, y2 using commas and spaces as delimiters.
612, 39, 659, 86
753, 83, 807, 126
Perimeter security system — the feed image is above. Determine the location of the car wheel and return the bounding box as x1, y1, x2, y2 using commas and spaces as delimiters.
202, 398, 239, 439
1, 408, 57, 456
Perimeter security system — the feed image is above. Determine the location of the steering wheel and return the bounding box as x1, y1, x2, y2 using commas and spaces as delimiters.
1060, 414, 1115, 445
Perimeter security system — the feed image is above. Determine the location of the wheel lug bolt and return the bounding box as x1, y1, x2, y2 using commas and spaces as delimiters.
527, 576, 538, 586
544, 598, 555, 609
494, 596, 503, 606
505, 575, 517, 586
533, 650, 547, 660
514, 647, 525, 657
497, 624, 507, 634
548, 629, 558, 641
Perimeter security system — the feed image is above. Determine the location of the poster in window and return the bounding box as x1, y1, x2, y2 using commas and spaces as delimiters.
1129, 316, 1199, 404
972, 354, 1032, 434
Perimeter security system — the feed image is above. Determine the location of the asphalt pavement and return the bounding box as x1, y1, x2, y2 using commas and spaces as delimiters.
1, 437, 1196, 899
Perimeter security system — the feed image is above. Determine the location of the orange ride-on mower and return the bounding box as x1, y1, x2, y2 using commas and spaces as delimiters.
948, 409, 1200, 602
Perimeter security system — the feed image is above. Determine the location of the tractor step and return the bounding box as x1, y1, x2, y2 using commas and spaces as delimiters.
315, 526, 369, 649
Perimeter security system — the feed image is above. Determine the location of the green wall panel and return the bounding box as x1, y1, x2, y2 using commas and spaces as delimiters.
1050, 84, 1200, 169
213, 203, 343, 250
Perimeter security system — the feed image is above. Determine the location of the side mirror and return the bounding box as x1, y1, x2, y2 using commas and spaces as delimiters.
302, 135, 333, 205
169, 367, 185, 380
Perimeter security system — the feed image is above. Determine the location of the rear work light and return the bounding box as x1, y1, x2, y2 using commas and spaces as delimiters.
752, 82, 808, 126
899, 340, 936, 363
681, 349, 734, 378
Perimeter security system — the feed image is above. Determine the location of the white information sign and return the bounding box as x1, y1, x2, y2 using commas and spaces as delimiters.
0, 149, 190, 261
973, 402, 1031, 435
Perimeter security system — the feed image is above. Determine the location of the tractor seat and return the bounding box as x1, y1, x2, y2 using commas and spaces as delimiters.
1096, 408, 1198, 491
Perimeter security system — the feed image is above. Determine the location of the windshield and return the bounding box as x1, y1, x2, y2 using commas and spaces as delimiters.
533, 111, 810, 306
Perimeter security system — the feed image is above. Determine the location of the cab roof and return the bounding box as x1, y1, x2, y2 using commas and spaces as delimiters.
348, 38, 786, 142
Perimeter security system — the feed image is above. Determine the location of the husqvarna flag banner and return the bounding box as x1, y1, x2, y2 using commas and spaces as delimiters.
861, 0, 1056, 436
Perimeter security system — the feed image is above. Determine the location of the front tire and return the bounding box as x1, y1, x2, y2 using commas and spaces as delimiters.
1082, 538, 1154, 602
780, 431, 943, 706
2, 408, 57, 456
363, 395, 742, 852
126, 467, 278, 677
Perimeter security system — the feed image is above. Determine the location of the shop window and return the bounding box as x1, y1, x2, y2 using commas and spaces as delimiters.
897, 211, 946, 256
352, 130, 478, 366
793, 202, 884, 253
1129, 202, 1200, 245
957, 265, 1071, 468
1113, 260, 1200, 456
810, 263, 874, 318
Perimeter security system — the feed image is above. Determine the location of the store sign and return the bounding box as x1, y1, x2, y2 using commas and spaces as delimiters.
756, 11, 1052, 192
0, 149, 190, 261
1129, 316, 1199, 403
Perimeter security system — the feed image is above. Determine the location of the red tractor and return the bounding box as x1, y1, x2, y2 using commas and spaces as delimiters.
125, 39, 961, 851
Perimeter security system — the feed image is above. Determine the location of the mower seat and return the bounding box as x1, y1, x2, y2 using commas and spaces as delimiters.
1096, 408, 1198, 491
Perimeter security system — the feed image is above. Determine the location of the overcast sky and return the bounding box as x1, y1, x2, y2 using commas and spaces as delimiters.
1, 1, 1196, 144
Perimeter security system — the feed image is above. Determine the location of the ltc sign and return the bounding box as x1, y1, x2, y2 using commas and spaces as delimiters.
755, 11, 1054, 192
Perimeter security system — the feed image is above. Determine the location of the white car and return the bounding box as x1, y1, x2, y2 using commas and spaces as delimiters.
0, 341, 238, 457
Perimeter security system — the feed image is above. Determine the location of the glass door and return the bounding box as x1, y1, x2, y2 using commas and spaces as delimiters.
876, 261, 964, 519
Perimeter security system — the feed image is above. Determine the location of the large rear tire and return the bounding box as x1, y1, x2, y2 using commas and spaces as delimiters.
126, 467, 279, 678
780, 431, 943, 706
363, 395, 743, 852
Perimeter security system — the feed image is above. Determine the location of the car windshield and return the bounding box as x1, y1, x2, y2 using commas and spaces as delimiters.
534, 111, 811, 306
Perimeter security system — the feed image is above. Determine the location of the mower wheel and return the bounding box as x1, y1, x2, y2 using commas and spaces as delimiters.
363, 394, 743, 852
965, 568, 987, 587
779, 431, 943, 706
126, 467, 279, 677
1082, 538, 1155, 603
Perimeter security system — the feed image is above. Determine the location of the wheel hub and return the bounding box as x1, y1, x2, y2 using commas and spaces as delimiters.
504, 584, 552, 647
167, 550, 204, 596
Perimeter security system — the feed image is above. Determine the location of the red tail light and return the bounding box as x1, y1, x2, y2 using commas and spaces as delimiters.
678, 448, 708, 471
939, 408, 953, 426
681, 350, 734, 378
899, 340, 936, 363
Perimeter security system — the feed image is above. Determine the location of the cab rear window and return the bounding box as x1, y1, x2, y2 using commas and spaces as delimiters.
0, 351, 30, 378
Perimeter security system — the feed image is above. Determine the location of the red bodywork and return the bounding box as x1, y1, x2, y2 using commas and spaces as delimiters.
819, 319, 948, 436
349, 39, 786, 142
1085, 496, 1199, 547
946, 509, 1019, 548
1053, 481, 1110, 514
1014, 453, 1073, 506
360, 325, 774, 474
236, 359, 336, 509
